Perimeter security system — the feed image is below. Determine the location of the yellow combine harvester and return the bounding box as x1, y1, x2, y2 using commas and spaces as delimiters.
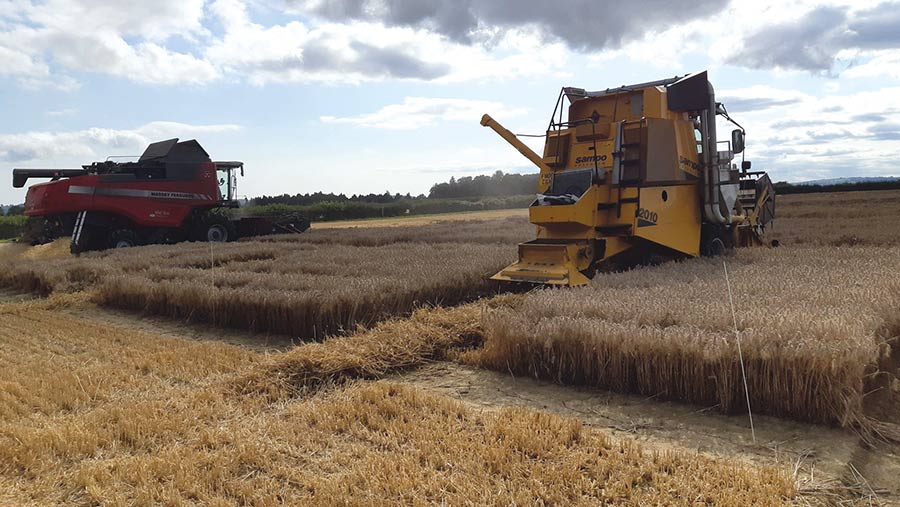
483, 71, 775, 286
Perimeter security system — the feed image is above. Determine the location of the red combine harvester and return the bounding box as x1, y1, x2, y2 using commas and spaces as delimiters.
12, 138, 309, 253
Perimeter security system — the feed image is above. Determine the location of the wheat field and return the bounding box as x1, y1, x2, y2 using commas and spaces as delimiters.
769, 190, 900, 246
467, 246, 900, 432
0, 219, 533, 338
2, 193, 899, 430
3, 191, 900, 504
0, 299, 797, 506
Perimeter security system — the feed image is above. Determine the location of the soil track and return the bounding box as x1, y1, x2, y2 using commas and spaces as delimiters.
396, 362, 900, 504
312, 208, 527, 229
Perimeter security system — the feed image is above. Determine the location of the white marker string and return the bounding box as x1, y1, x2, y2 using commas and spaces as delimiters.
724, 259, 756, 443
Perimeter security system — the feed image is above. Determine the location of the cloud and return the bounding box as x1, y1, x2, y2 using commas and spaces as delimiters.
0, 122, 241, 165
846, 2, 900, 50
321, 97, 526, 129
0, 0, 569, 87
730, 2, 900, 74
3, 0, 894, 88
771, 119, 846, 129
843, 50, 900, 80
293, 0, 729, 51
339, 41, 450, 79
204, 1, 453, 84
734, 84, 900, 182
205, 0, 569, 85
729, 6, 848, 73
852, 113, 889, 122
868, 121, 900, 140
717, 86, 811, 113
45, 108, 78, 117
720, 97, 804, 113
0, 0, 215, 87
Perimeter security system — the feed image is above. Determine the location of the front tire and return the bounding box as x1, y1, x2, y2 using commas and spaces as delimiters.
702, 237, 726, 257
194, 214, 237, 242
107, 229, 140, 249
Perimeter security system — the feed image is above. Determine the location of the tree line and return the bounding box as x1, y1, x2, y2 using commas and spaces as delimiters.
253, 170, 540, 206
428, 171, 538, 199
253, 191, 426, 206
773, 179, 900, 194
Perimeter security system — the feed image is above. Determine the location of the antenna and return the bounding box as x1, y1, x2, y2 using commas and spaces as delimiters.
724, 259, 756, 443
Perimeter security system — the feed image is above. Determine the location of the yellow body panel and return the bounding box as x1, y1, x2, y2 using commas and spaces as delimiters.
485, 86, 709, 286
529, 185, 598, 229
631, 185, 701, 257
491, 241, 592, 285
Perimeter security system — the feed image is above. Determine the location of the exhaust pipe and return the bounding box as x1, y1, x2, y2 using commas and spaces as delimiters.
666, 71, 729, 225
703, 81, 728, 225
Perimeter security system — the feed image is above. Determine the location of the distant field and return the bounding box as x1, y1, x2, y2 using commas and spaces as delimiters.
317, 188, 900, 245
312, 207, 527, 229
0, 215, 26, 240
239, 194, 533, 223
770, 189, 900, 246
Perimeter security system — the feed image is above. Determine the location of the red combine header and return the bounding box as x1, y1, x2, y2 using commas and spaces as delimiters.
13, 138, 308, 253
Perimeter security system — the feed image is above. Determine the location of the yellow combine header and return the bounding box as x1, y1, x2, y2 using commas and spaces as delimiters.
484, 71, 775, 286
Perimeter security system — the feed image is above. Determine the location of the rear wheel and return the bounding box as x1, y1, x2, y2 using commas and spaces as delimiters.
700, 223, 728, 257
107, 229, 140, 249
701, 237, 726, 257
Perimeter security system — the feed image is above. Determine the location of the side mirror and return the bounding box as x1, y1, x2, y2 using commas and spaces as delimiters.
741, 160, 752, 171
731, 129, 745, 154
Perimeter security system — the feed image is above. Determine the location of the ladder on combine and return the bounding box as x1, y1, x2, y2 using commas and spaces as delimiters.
594, 120, 644, 238
617, 120, 644, 216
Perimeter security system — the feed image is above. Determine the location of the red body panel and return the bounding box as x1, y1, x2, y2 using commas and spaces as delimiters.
24, 162, 220, 229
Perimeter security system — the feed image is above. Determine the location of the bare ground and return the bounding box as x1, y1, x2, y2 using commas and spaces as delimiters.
0, 288, 31, 305
394, 362, 900, 505
312, 208, 527, 229
58, 298, 296, 352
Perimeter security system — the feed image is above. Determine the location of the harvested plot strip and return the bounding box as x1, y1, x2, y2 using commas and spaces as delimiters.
468, 246, 900, 428
2, 381, 798, 506
0, 302, 797, 506
0, 302, 255, 423
0, 220, 526, 337
262, 215, 535, 247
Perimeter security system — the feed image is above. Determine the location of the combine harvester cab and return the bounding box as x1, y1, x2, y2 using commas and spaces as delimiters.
483, 71, 776, 286
13, 138, 310, 253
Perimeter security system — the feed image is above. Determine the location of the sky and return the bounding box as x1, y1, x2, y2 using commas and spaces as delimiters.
2, 0, 900, 204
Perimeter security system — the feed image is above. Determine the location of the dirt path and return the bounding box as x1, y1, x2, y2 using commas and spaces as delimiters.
396, 362, 900, 504
0, 288, 31, 304
312, 208, 527, 229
